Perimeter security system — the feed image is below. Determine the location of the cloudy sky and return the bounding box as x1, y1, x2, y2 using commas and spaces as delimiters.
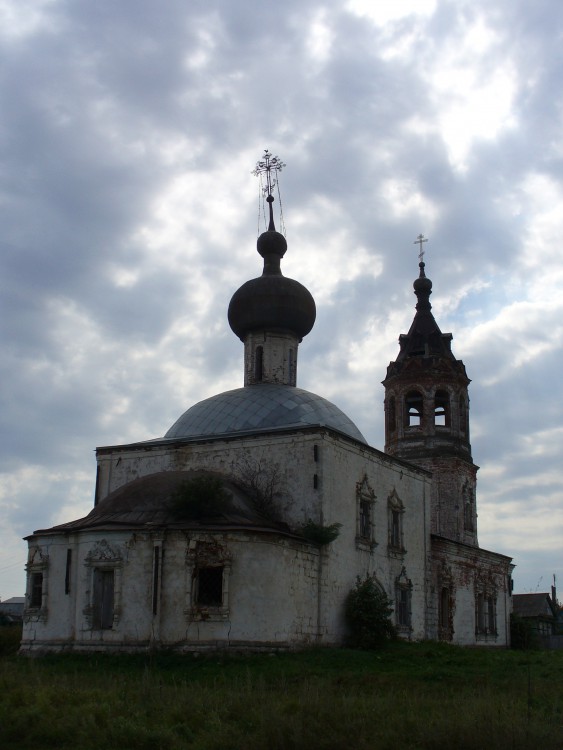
1, 0, 562, 599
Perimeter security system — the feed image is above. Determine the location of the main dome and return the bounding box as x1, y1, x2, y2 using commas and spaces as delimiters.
165, 384, 367, 443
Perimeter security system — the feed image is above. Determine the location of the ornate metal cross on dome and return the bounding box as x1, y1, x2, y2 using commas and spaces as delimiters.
414, 233, 428, 263
252, 149, 285, 197
252, 149, 286, 234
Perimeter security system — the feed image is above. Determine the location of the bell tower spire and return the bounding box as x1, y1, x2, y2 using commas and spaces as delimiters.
382, 239, 478, 544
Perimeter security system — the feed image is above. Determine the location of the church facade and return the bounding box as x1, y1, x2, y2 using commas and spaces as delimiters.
21, 186, 513, 653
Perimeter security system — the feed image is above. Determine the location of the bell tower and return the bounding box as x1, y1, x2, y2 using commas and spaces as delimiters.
382, 238, 478, 545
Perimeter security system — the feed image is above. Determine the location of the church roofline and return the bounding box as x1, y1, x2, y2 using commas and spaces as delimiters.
95, 425, 432, 477
432, 534, 513, 563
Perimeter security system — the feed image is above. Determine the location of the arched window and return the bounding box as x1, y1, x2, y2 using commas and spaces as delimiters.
434, 390, 450, 427
405, 391, 423, 427
255, 346, 263, 382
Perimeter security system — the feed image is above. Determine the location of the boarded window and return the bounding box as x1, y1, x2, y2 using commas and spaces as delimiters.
30, 572, 43, 608
195, 566, 223, 607
93, 569, 115, 629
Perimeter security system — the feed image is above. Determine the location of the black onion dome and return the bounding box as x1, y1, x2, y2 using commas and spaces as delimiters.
228, 229, 316, 341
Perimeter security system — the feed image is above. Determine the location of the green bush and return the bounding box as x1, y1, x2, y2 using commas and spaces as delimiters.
345, 576, 396, 649
168, 476, 232, 520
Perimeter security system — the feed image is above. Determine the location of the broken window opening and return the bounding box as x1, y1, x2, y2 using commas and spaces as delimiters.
195, 566, 224, 607
405, 391, 423, 427
30, 572, 43, 608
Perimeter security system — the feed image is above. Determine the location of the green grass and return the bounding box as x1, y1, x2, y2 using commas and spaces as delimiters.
1, 628, 561, 750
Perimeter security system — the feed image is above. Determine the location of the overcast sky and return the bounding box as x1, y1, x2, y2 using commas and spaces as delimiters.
1, 0, 562, 599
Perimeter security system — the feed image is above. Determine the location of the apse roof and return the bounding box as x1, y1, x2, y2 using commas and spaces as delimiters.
165, 383, 367, 444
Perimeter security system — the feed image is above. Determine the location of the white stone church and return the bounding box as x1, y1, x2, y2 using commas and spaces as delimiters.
21, 175, 513, 653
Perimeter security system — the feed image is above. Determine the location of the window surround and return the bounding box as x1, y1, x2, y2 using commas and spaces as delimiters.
475, 577, 498, 639
387, 489, 406, 557
24, 546, 49, 622
185, 537, 232, 621
84, 539, 123, 630
438, 563, 455, 641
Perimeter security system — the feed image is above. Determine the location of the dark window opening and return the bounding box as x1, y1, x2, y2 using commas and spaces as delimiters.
434, 390, 450, 427
476, 592, 485, 634
152, 546, 160, 616
93, 569, 115, 629
30, 572, 43, 608
440, 587, 450, 630
390, 510, 401, 548
255, 346, 263, 382
397, 587, 410, 628
195, 566, 223, 607
313, 473, 318, 489
405, 391, 423, 427
313, 444, 319, 462
487, 597, 496, 634
65, 549, 72, 595
359, 500, 371, 539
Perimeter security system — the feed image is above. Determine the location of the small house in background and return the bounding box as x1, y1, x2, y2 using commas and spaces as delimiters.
0, 597, 25, 625
513, 584, 562, 649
